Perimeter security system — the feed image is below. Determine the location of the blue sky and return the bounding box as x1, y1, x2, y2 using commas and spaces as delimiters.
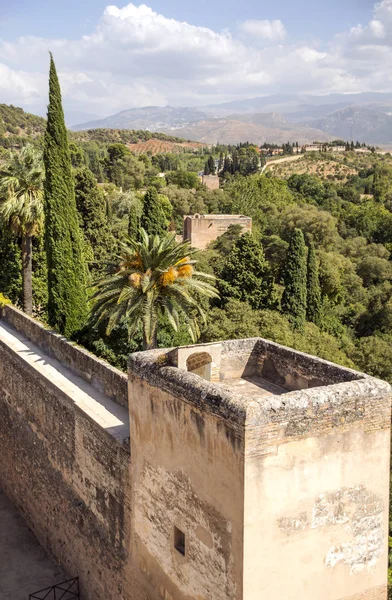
0, 0, 390, 122
1, 0, 374, 43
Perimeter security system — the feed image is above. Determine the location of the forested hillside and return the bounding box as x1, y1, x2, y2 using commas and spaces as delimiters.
0, 104, 46, 138
2, 102, 392, 386
0, 104, 202, 153
2, 125, 392, 384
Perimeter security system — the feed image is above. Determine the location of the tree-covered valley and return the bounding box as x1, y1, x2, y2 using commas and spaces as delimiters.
2, 98, 392, 387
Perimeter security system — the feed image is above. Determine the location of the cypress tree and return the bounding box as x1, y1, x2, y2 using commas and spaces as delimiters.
218, 152, 224, 172
219, 233, 275, 309
43, 53, 88, 337
140, 187, 167, 236
306, 242, 322, 325
204, 159, 211, 175
74, 167, 113, 274
281, 228, 307, 329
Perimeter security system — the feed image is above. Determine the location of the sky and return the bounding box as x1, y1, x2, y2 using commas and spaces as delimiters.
0, 0, 390, 123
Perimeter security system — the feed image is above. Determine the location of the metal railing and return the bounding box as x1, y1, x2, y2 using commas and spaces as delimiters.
29, 577, 79, 600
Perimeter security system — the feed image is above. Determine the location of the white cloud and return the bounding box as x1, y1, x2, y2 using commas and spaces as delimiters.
2, 1, 392, 120
239, 19, 287, 41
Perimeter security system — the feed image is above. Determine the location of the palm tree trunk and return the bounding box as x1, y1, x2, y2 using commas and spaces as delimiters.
142, 325, 158, 350
21, 235, 33, 315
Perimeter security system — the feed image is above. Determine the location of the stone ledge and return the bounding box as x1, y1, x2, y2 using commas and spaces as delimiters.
0, 305, 128, 409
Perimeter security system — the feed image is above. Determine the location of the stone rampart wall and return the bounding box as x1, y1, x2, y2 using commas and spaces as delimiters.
1, 305, 128, 409
0, 315, 155, 600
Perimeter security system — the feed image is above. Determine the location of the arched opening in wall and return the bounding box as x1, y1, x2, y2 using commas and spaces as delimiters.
186, 352, 213, 382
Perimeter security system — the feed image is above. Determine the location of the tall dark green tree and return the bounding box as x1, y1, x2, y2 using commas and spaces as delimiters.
74, 167, 113, 274
218, 152, 224, 172
128, 204, 141, 240
140, 187, 167, 236
306, 241, 322, 325
219, 233, 275, 309
0, 229, 22, 303
204, 156, 215, 176
281, 228, 307, 329
43, 53, 88, 337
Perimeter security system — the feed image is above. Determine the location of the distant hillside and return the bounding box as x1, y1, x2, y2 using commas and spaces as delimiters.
70, 128, 191, 145
125, 138, 204, 155
0, 105, 201, 152
157, 118, 332, 145
303, 106, 392, 144
71, 106, 332, 145
71, 106, 206, 132
0, 104, 46, 138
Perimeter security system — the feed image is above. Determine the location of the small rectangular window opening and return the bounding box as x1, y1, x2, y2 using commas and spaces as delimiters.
174, 526, 185, 556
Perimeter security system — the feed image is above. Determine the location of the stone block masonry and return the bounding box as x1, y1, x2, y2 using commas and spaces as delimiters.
0, 307, 155, 600
1, 304, 128, 409
0, 304, 391, 600
183, 213, 252, 250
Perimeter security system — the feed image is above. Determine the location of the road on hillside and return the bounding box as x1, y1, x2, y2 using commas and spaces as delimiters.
261, 154, 303, 174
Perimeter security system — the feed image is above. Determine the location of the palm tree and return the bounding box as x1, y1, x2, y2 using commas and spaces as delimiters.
0, 145, 44, 314
90, 229, 219, 350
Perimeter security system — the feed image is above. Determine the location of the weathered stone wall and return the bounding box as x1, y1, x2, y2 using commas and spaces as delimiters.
0, 307, 390, 600
202, 175, 220, 190
128, 350, 246, 600
1, 305, 128, 408
183, 214, 252, 250
243, 376, 391, 600
220, 337, 361, 388
128, 341, 391, 600
338, 586, 388, 599
0, 317, 155, 600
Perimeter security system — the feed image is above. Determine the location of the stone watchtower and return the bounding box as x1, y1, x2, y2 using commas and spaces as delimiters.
183, 214, 252, 250
128, 338, 391, 600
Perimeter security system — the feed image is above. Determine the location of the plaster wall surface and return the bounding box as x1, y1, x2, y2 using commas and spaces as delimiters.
183, 214, 252, 250
128, 369, 245, 600
244, 428, 390, 600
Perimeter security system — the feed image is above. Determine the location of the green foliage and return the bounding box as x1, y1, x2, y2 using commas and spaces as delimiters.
166, 170, 201, 189
0, 144, 45, 314
70, 128, 188, 145
204, 155, 215, 175
306, 242, 322, 325
281, 229, 307, 329
0, 104, 46, 139
202, 300, 354, 368
222, 174, 294, 232
280, 204, 340, 250
0, 229, 21, 303
90, 229, 219, 349
140, 187, 168, 236
351, 336, 392, 384
219, 233, 275, 310
74, 167, 114, 274
0, 144, 44, 237
43, 54, 88, 337
105, 143, 145, 190
373, 164, 392, 204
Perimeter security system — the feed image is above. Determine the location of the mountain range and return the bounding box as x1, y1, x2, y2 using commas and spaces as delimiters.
71, 93, 392, 146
